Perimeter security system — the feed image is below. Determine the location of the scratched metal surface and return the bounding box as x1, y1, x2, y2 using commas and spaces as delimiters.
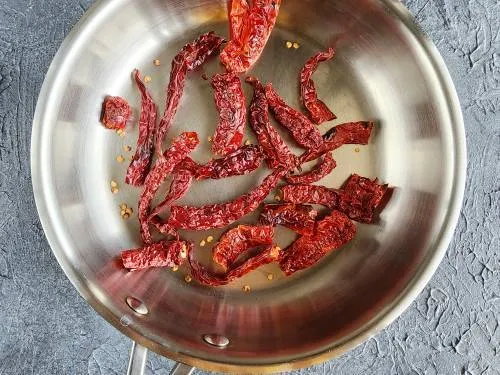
0, 0, 498, 374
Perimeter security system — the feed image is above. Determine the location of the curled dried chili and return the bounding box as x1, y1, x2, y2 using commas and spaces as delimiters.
189, 246, 281, 286
139, 132, 200, 243
221, 0, 281, 73
125, 70, 157, 186
300, 47, 336, 124
286, 152, 336, 185
166, 168, 286, 230
246, 77, 297, 170
212, 224, 275, 271
259, 203, 317, 236
265, 83, 324, 150
211, 73, 247, 155
155, 32, 224, 155
279, 210, 356, 275
121, 240, 192, 271
101, 96, 131, 130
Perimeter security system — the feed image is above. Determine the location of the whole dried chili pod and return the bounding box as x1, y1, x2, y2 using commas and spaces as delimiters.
166, 168, 287, 230
265, 83, 324, 150
125, 70, 157, 186
281, 184, 340, 209
279, 210, 356, 276
197, 144, 263, 179
212, 224, 275, 271
228, 0, 251, 41
246, 77, 297, 170
210, 73, 247, 155
301, 121, 374, 163
189, 246, 281, 286
300, 47, 337, 124
221, 0, 281, 73
259, 203, 317, 236
121, 240, 192, 271
155, 32, 225, 155
101, 96, 131, 130
139, 132, 200, 244
285, 152, 336, 185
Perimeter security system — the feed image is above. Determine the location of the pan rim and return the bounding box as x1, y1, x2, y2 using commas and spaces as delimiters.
30, 0, 466, 372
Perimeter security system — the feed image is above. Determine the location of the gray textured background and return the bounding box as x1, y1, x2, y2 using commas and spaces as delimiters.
0, 0, 498, 374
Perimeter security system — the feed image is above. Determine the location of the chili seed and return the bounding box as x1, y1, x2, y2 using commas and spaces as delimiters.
206, 236, 214, 243
242, 285, 251, 292
126, 208, 133, 215
207, 136, 212, 142
184, 275, 192, 283
116, 129, 124, 136
153, 59, 161, 66
180, 245, 187, 259
200, 240, 206, 247
144, 75, 152, 83
354, 147, 360, 153
116, 155, 125, 163
267, 273, 274, 280
293, 42, 300, 49
110, 180, 118, 188
172, 265, 179, 272
124, 145, 132, 152
120, 203, 127, 210
122, 213, 130, 219
275, 195, 281, 201
286, 41, 292, 48
120, 209, 126, 216
111, 187, 119, 194
244, 140, 251, 145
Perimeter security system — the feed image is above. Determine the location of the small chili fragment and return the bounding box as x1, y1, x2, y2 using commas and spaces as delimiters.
211, 73, 247, 155
279, 210, 356, 275
125, 70, 157, 186
139, 132, 199, 243
167, 168, 286, 230
196, 145, 263, 180
246, 77, 297, 170
265, 84, 323, 150
221, 0, 282, 73
286, 152, 336, 185
259, 203, 317, 236
301, 121, 374, 163
101, 96, 131, 130
212, 224, 275, 271
300, 47, 336, 124
155, 32, 225, 155
121, 240, 193, 271
189, 246, 281, 286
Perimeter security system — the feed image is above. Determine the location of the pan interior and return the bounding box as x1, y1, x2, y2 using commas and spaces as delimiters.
33, 0, 462, 367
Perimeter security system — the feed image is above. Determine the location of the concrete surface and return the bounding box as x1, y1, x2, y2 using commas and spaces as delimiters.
0, 0, 498, 374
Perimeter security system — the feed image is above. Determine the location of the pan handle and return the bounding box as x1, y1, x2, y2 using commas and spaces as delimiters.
126, 342, 195, 375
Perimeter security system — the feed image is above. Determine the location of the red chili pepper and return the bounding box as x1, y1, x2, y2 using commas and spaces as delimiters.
156, 32, 225, 155
121, 240, 192, 271
125, 70, 157, 186
281, 174, 389, 223
259, 203, 317, 236
166, 168, 286, 230
189, 246, 281, 286
210, 73, 247, 155
139, 132, 200, 243
212, 224, 275, 271
265, 83, 324, 149
221, 0, 281, 73
227, 0, 251, 47
197, 144, 263, 179
246, 77, 297, 170
300, 47, 337, 124
101, 96, 131, 130
285, 152, 336, 185
279, 210, 356, 275
301, 121, 374, 163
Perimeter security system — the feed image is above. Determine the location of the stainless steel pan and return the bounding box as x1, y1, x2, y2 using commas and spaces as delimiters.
31, 0, 466, 373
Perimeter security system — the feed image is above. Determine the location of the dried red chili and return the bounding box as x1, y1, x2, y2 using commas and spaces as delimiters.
285, 152, 336, 185
121, 240, 192, 271
279, 210, 356, 275
189, 246, 281, 286
281, 174, 389, 223
246, 77, 297, 170
212, 224, 275, 271
197, 145, 263, 179
210, 73, 247, 155
265, 84, 324, 150
166, 168, 286, 230
228, 0, 250, 41
221, 0, 281, 73
125, 70, 157, 186
259, 203, 317, 236
301, 121, 374, 163
101, 96, 131, 130
139, 132, 200, 243
155, 32, 225, 155
300, 47, 336, 124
